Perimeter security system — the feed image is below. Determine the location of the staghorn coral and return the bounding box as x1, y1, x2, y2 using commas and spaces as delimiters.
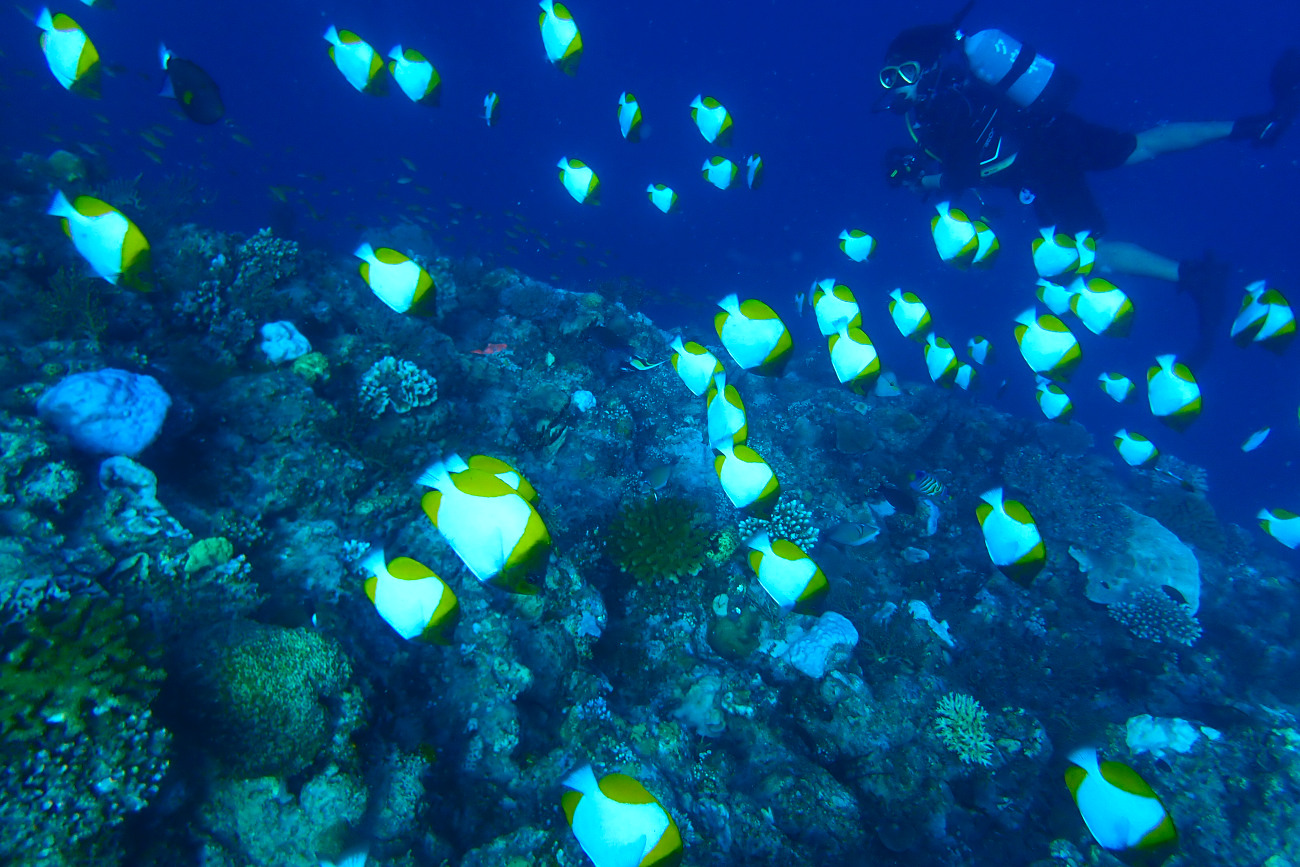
0, 596, 169, 866
934, 692, 994, 767
605, 495, 713, 583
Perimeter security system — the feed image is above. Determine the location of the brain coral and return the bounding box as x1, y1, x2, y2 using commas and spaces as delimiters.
177, 620, 357, 778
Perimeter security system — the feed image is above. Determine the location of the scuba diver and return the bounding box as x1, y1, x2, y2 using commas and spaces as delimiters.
877, 2, 1300, 364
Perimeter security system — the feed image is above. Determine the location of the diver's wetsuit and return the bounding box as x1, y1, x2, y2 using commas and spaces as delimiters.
906, 83, 1136, 235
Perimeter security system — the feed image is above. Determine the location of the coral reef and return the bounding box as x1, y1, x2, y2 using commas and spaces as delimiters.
173, 621, 361, 778
2, 143, 1298, 867
357, 355, 439, 417
934, 691, 994, 767
738, 495, 819, 549
0, 597, 169, 866
1108, 588, 1203, 646
605, 495, 714, 582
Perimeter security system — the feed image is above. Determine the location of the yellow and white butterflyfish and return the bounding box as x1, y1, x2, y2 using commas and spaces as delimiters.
812, 279, 860, 336
324, 26, 385, 95
1065, 747, 1177, 858
354, 242, 436, 316
971, 219, 1000, 268
712, 441, 780, 514
701, 155, 740, 190
714, 294, 793, 376
1098, 372, 1135, 403
930, 201, 979, 268
1146, 354, 1201, 431
451, 453, 539, 504
745, 153, 764, 190
1031, 226, 1080, 281
967, 335, 993, 365
557, 157, 600, 205
35, 8, 100, 96
1070, 277, 1134, 337
827, 318, 881, 394
386, 45, 441, 105
1013, 307, 1082, 380
482, 91, 500, 126
838, 229, 877, 263
924, 333, 959, 387
744, 531, 829, 614
1113, 429, 1159, 468
1231, 280, 1295, 353
360, 548, 459, 644
417, 455, 550, 594
669, 336, 723, 396
1258, 508, 1300, 548
953, 362, 977, 391
1035, 376, 1073, 422
1074, 230, 1097, 276
1035, 276, 1078, 316
705, 371, 747, 446
646, 183, 678, 214
690, 94, 733, 146
538, 0, 582, 75
975, 487, 1045, 587
617, 91, 643, 141
888, 288, 933, 342
561, 764, 683, 867
47, 190, 150, 290
1241, 426, 1270, 453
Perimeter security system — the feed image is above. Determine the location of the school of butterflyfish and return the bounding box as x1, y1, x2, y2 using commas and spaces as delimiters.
30, 1, 1300, 856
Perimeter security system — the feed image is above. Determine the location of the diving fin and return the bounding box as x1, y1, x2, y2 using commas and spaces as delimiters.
1177, 253, 1232, 367
1269, 47, 1300, 111
1233, 47, 1300, 147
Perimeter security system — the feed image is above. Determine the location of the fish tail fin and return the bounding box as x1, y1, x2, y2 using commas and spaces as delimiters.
46, 189, 72, 217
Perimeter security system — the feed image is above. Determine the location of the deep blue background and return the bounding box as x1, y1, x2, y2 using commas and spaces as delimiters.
4, 0, 1299, 531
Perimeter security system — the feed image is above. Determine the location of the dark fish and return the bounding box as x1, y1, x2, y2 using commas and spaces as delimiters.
160, 45, 224, 125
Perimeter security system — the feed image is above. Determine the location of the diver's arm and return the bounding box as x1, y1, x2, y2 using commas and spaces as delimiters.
920, 173, 943, 191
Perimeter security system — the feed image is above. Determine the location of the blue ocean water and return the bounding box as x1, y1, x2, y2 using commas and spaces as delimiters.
5, 0, 1300, 864
8, 0, 1296, 521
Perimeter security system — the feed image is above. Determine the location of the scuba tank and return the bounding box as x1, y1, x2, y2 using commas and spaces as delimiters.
961, 28, 1077, 113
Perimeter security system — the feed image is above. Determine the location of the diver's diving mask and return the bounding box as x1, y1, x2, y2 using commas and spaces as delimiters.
879, 61, 922, 89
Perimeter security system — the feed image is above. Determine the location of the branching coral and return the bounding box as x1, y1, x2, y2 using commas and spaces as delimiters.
1108, 589, 1202, 646
738, 497, 819, 550
934, 692, 994, 767
0, 597, 169, 865
605, 496, 712, 583
35, 265, 108, 342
